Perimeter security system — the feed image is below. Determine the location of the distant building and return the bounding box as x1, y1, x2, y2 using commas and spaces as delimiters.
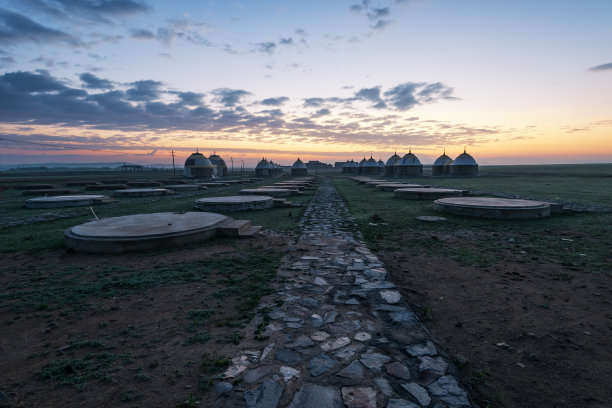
306, 160, 333, 170
384, 152, 401, 176
291, 158, 308, 176
362, 156, 380, 175
184, 151, 214, 179
432, 151, 453, 176
451, 148, 478, 176
208, 152, 228, 177
394, 150, 423, 177
334, 161, 346, 169
342, 159, 359, 174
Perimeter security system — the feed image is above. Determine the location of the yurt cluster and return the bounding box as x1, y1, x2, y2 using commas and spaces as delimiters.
342, 149, 478, 177
184, 151, 228, 178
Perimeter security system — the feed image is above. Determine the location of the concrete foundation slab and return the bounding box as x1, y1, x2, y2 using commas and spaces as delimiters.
434, 197, 551, 219
165, 184, 205, 191
195, 195, 274, 212
376, 184, 429, 192
240, 188, 292, 198
64, 211, 229, 253
26, 195, 113, 209
395, 188, 466, 199
113, 188, 174, 197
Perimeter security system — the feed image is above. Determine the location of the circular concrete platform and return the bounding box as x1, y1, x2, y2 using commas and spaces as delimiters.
195, 195, 274, 212
416, 216, 447, 222
239, 188, 291, 198
376, 183, 429, 192
165, 184, 205, 191
113, 188, 174, 197
395, 187, 466, 199
64, 211, 229, 253
434, 197, 551, 219
25, 195, 113, 209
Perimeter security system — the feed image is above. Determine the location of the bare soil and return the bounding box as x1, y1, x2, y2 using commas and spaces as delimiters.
0, 233, 288, 408
377, 229, 612, 408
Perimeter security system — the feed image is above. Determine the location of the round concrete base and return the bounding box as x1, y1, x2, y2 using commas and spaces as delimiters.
434, 197, 551, 219
113, 188, 174, 197
416, 216, 447, 222
64, 211, 229, 253
376, 183, 429, 192
239, 188, 292, 198
165, 184, 205, 191
395, 187, 466, 199
26, 195, 113, 209
195, 195, 274, 212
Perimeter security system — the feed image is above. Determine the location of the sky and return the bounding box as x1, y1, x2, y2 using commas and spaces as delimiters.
0, 0, 611, 167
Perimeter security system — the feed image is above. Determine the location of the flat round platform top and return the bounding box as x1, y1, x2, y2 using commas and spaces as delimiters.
435, 197, 548, 208
241, 188, 291, 193
115, 188, 168, 193
27, 195, 107, 202
70, 212, 228, 238
196, 195, 273, 204
397, 188, 462, 193
377, 184, 425, 188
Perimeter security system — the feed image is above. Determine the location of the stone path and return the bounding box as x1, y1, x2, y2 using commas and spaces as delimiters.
213, 177, 472, 407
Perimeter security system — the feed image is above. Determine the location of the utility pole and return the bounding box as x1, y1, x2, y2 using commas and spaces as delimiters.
231, 157, 234, 175
171, 150, 176, 176
241, 160, 244, 182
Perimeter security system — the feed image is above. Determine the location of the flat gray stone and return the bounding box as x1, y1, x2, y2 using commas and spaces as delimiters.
311, 314, 323, 327
361, 281, 395, 290
380, 290, 401, 304
363, 268, 387, 281
406, 341, 437, 357
309, 353, 339, 377
385, 362, 411, 380
299, 297, 320, 309
341, 386, 377, 408
402, 383, 431, 407
334, 343, 364, 361
268, 308, 286, 320
323, 310, 339, 323
244, 379, 283, 408
287, 335, 315, 349
360, 352, 392, 373
419, 356, 448, 377
337, 360, 366, 380
280, 366, 300, 383
427, 376, 470, 407
387, 399, 420, 408
354, 332, 372, 342
288, 383, 343, 408
311, 331, 331, 342
390, 310, 417, 324
329, 320, 361, 336
373, 377, 393, 397
243, 366, 273, 384
275, 348, 303, 365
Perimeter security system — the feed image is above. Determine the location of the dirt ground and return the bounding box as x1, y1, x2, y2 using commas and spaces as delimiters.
0, 233, 288, 408
378, 229, 612, 408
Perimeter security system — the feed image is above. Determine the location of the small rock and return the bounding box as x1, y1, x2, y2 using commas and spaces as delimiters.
496, 342, 511, 349
380, 290, 401, 304
244, 379, 283, 408
275, 348, 303, 365
337, 360, 366, 380
385, 362, 411, 380
406, 341, 437, 357
360, 352, 392, 373
299, 297, 320, 309
387, 399, 419, 408
427, 375, 469, 407
418, 356, 448, 377
280, 366, 300, 382
341, 386, 377, 408
288, 383, 343, 408
401, 383, 431, 407
309, 353, 339, 377
390, 310, 417, 324
213, 381, 233, 395
354, 332, 372, 342
314, 277, 328, 286
243, 366, 273, 384
287, 335, 315, 349
323, 310, 339, 323
334, 343, 364, 361
321, 337, 350, 351
373, 377, 394, 397
311, 331, 331, 342
311, 314, 323, 327
260, 343, 275, 361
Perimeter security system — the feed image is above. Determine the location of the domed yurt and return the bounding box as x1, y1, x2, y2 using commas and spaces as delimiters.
342, 159, 358, 174
394, 150, 423, 177
357, 157, 367, 174
377, 159, 385, 173
208, 152, 228, 177
291, 158, 308, 176
451, 148, 478, 176
184, 151, 214, 179
255, 158, 270, 177
432, 151, 453, 176
384, 152, 401, 176
362, 156, 380, 175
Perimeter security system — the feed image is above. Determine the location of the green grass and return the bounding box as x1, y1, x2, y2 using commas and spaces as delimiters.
332, 175, 612, 274
0, 175, 316, 252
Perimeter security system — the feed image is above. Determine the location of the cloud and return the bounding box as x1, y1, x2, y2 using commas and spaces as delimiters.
213, 88, 251, 107
349, 0, 392, 30
589, 62, 612, 72
0, 70, 66, 92
260, 96, 289, 106
79, 72, 113, 89
130, 28, 155, 39
0, 9, 79, 45
384, 82, 456, 110
303, 97, 325, 107
126, 80, 162, 101
256, 41, 276, 54
355, 86, 387, 108
130, 19, 213, 47
313, 108, 331, 117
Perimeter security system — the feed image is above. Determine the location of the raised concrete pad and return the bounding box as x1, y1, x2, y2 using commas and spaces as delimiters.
128, 181, 162, 187
199, 182, 230, 187
240, 188, 292, 198
85, 184, 127, 191
113, 188, 174, 197
416, 216, 447, 222
195, 195, 274, 212
64, 211, 229, 253
376, 183, 429, 192
22, 188, 78, 196
165, 184, 205, 191
434, 197, 551, 219
25, 195, 113, 209
395, 188, 466, 199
